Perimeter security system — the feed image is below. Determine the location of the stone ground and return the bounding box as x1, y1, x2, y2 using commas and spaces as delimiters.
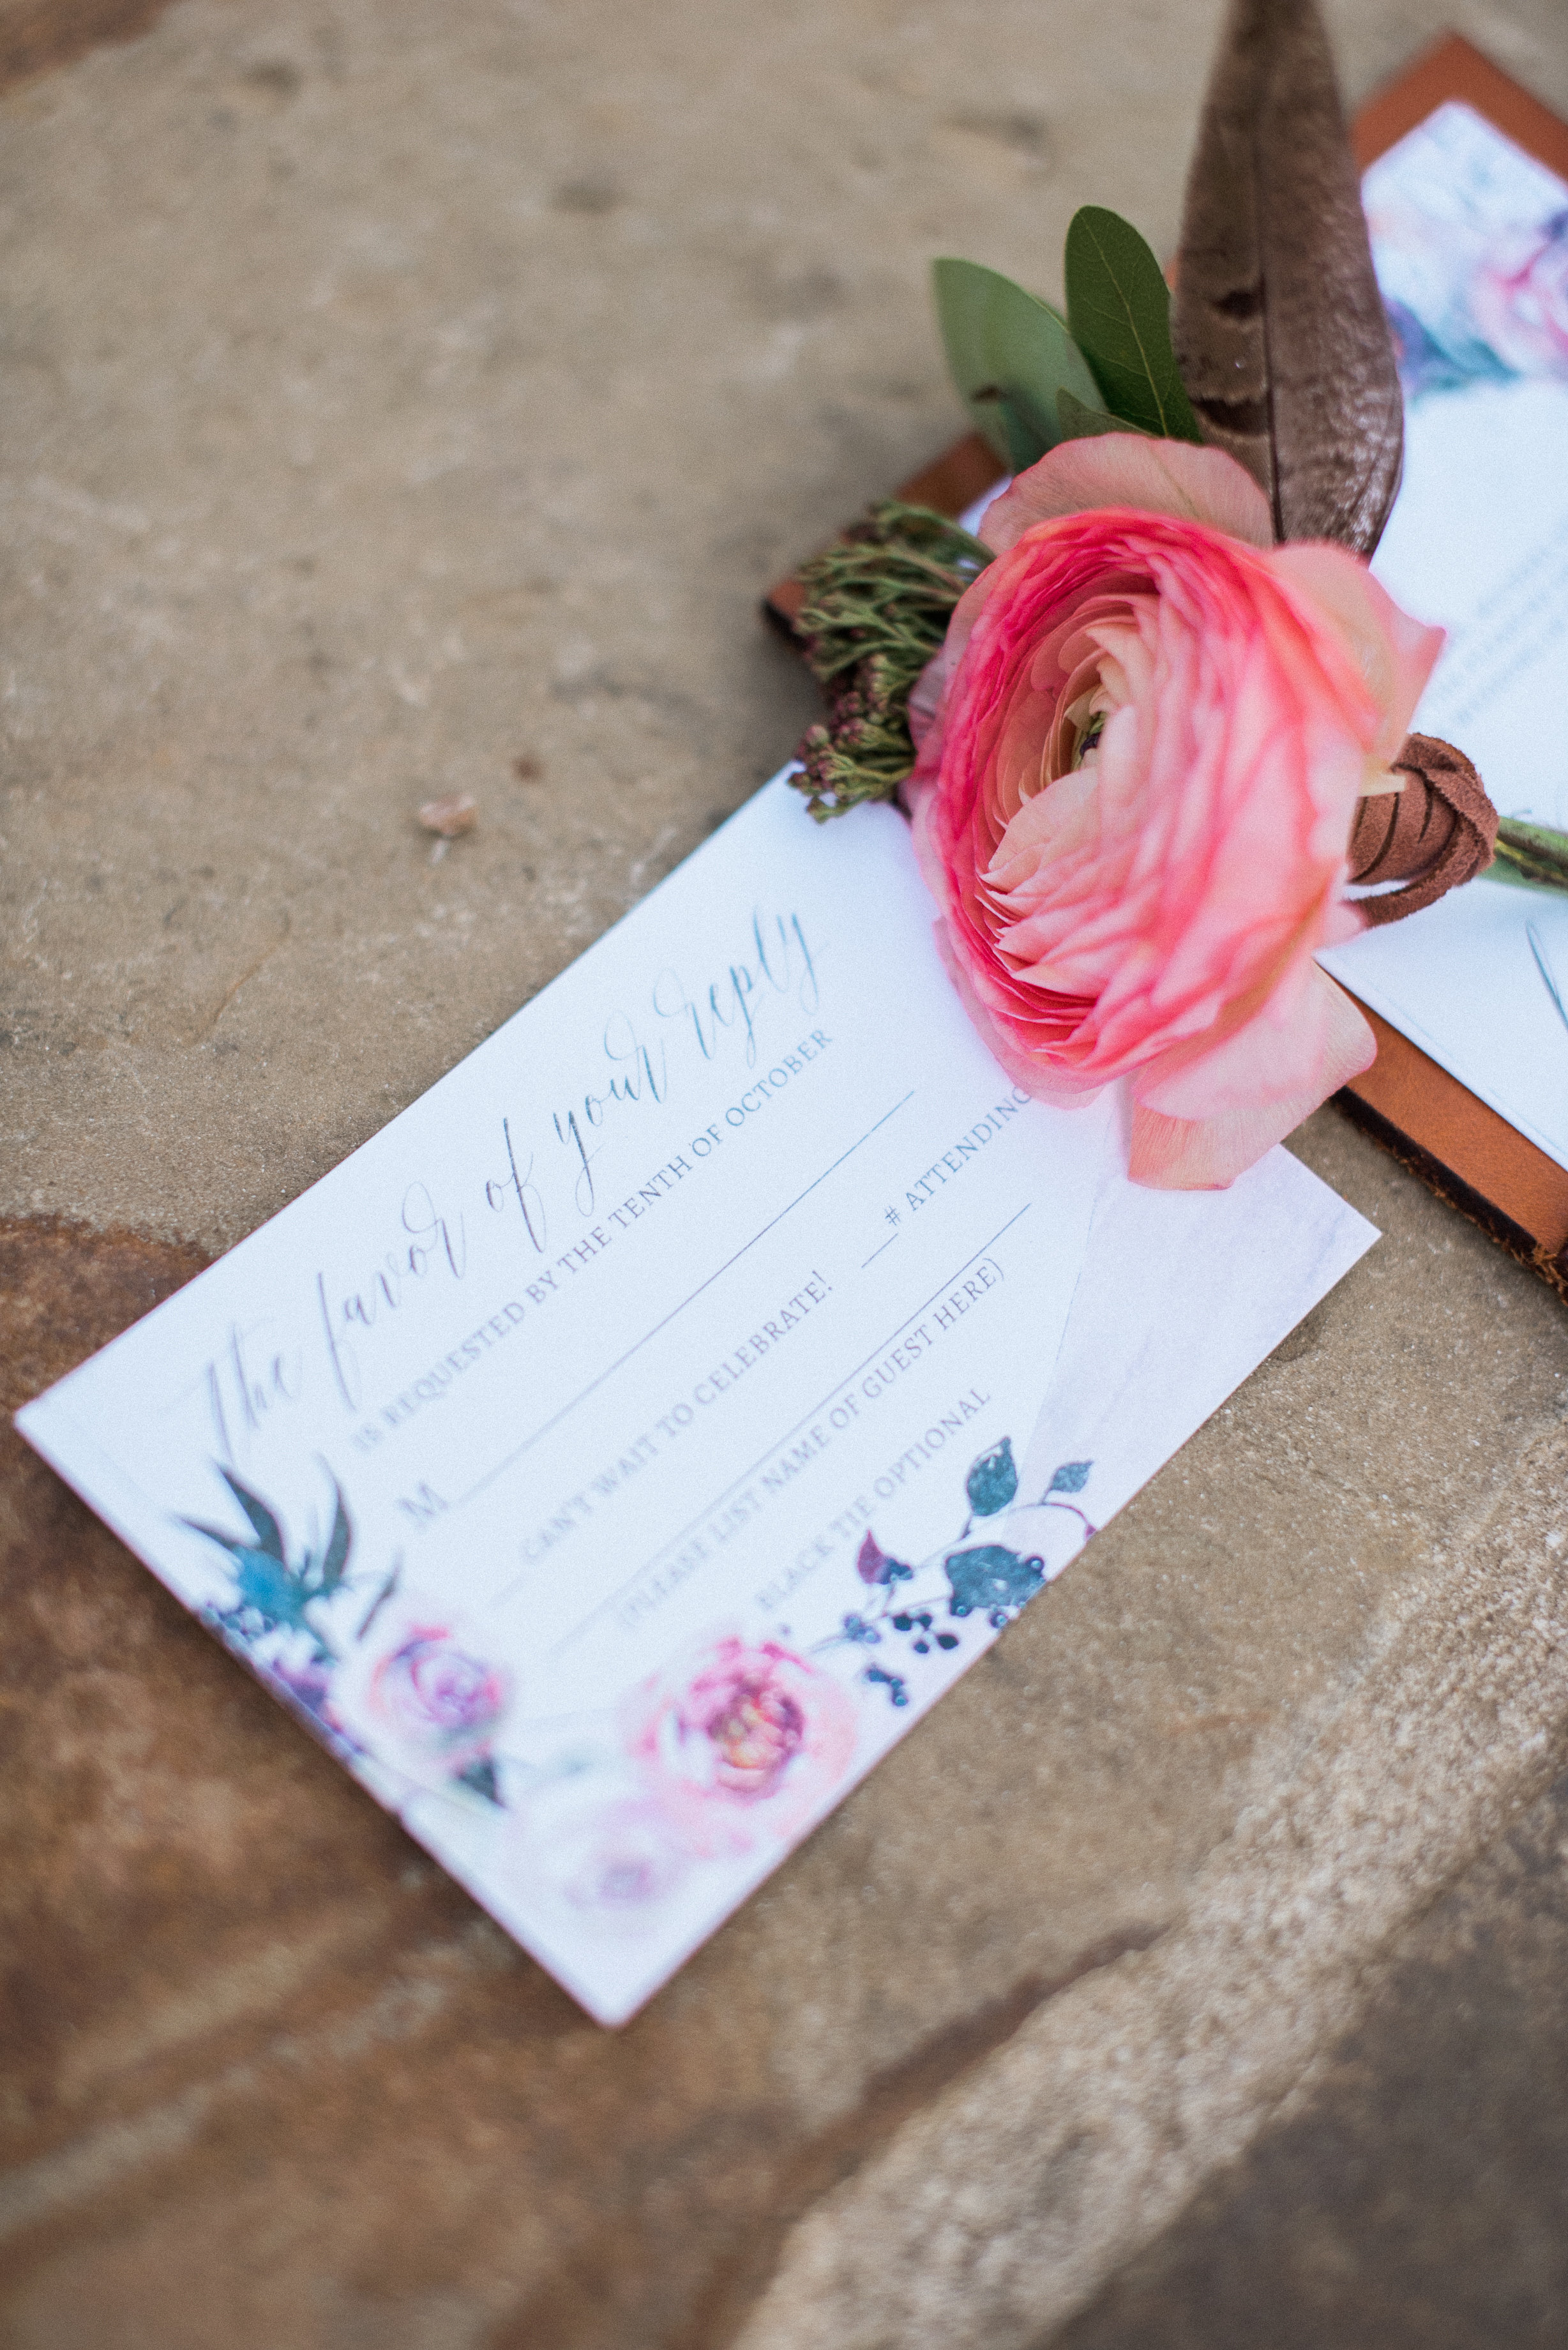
2, 1, 1568, 2344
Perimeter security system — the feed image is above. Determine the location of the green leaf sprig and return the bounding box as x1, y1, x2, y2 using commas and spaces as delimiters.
791, 206, 1199, 821
932, 258, 1103, 472
1064, 207, 1203, 441
933, 206, 1200, 471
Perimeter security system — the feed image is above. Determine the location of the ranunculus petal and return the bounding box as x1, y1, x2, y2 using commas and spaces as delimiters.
924, 915, 1103, 1105
1268, 543, 1445, 766
1133, 960, 1369, 1119
907, 648, 947, 749
1127, 974, 1375, 1187
981, 437, 1275, 556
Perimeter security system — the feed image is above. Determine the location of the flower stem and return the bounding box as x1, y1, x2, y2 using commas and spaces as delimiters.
1491, 817, 1568, 895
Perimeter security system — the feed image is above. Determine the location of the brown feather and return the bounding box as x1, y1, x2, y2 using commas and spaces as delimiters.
1172, 0, 1403, 554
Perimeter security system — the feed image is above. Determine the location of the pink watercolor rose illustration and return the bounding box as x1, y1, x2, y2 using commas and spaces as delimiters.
333, 1591, 513, 1798
1469, 216, 1568, 379
511, 1785, 695, 1936
624, 1634, 857, 1848
906, 436, 1443, 1190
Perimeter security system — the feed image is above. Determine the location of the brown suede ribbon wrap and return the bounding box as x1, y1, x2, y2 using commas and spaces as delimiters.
1347, 732, 1499, 925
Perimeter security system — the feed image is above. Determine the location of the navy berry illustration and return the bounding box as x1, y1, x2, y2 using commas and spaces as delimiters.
825, 1441, 1097, 1700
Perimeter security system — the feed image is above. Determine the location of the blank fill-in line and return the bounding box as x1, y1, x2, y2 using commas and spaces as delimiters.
547, 1204, 1031, 1650
1528, 921, 1568, 1035
455, 1091, 915, 1519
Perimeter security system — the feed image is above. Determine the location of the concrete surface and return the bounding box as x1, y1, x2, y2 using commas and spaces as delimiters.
1052, 1758, 1568, 2349
3, 2, 1568, 2345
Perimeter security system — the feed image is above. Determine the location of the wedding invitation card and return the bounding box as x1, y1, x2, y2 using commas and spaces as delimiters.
17, 776, 1372, 2021
1322, 100, 1568, 1172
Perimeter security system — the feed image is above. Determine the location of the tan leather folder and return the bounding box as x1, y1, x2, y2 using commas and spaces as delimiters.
767, 34, 1568, 1302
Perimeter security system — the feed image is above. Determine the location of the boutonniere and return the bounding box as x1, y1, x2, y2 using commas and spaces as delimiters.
788, 0, 1539, 1190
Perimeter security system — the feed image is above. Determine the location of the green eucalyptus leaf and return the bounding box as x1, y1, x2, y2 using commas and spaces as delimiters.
972, 387, 1052, 474
933, 257, 1102, 470
1055, 388, 1154, 442
1064, 207, 1203, 441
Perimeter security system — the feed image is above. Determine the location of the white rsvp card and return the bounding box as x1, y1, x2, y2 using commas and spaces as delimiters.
1322, 101, 1568, 1171
19, 776, 1374, 2024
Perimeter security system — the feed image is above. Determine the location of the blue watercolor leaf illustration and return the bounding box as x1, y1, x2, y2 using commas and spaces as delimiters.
229, 1545, 319, 1632
844, 1439, 1081, 1705
182, 1519, 251, 1558
220, 1470, 286, 1561
944, 1544, 1046, 1619
314, 1483, 352, 1596
455, 1755, 503, 1805
184, 1466, 354, 1661
965, 1437, 1019, 1518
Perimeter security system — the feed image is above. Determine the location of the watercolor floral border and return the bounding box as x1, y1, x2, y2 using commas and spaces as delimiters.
183, 1434, 1095, 1934
1370, 109, 1568, 402
822, 1435, 1094, 1706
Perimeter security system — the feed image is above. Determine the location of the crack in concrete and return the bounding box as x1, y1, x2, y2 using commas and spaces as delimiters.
492, 1926, 1170, 2350
190, 915, 290, 1045
681, 1927, 1170, 2350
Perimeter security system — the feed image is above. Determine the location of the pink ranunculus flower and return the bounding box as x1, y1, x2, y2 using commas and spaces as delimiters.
333, 1590, 513, 1796
906, 436, 1444, 1188
624, 1634, 857, 1849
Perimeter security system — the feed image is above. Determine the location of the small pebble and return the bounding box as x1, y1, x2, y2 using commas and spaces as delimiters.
418, 792, 478, 837
418, 793, 478, 862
